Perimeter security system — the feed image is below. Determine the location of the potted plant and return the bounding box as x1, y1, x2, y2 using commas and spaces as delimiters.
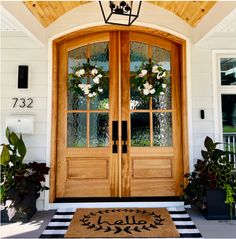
182, 136, 236, 220
0, 128, 49, 222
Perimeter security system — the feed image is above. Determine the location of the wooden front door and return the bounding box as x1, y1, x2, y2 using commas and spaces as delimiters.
55, 30, 183, 198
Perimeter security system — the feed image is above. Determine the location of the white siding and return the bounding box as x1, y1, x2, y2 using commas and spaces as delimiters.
191, 36, 236, 163
0, 31, 48, 210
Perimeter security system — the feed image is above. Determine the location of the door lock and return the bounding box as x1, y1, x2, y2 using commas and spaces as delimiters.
112, 121, 118, 153
122, 121, 128, 153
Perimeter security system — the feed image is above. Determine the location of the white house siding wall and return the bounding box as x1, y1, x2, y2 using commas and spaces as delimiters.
0, 31, 48, 210
191, 36, 236, 163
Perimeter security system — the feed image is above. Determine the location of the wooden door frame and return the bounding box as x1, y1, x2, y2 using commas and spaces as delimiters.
49, 25, 188, 203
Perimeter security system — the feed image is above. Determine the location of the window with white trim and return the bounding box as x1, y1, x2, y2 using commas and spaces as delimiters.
217, 56, 236, 168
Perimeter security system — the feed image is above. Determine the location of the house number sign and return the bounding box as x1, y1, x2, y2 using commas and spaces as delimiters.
12, 98, 33, 108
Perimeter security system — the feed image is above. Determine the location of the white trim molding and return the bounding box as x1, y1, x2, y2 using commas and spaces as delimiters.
194, 3, 236, 45
0, 1, 46, 46
212, 50, 236, 145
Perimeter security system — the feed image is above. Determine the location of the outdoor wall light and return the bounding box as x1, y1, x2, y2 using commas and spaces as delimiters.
99, 1, 142, 26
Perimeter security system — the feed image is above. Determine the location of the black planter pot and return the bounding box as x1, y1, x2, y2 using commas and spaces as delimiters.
1, 200, 37, 223
201, 189, 236, 220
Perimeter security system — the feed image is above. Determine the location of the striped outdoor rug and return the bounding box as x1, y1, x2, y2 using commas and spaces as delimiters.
40, 207, 203, 238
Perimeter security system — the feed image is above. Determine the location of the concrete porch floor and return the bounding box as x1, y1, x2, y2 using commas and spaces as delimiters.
1, 208, 236, 238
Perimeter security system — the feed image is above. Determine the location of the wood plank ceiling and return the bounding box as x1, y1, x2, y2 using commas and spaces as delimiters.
23, 1, 216, 28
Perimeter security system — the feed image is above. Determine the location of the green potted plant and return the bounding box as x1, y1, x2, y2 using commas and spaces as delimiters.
0, 128, 49, 222
182, 136, 236, 220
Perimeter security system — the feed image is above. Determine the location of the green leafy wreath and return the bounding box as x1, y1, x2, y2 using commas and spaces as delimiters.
132, 60, 168, 98
69, 60, 105, 98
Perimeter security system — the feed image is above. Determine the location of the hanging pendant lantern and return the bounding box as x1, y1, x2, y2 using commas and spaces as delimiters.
99, 1, 142, 26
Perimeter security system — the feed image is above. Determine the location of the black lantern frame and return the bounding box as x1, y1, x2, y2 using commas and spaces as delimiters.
99, 1, 142, 26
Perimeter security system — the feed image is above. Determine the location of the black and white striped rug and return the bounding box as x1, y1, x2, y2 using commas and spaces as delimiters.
40, 207, 203, 238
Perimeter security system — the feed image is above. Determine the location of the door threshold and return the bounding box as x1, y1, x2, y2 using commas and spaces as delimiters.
49, 197, 184, 209
55, 196, 182, 203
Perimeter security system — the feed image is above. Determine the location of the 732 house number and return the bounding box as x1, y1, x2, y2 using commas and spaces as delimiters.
12, 98, 33, 108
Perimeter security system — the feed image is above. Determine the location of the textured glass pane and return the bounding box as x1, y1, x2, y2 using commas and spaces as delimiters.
90, 42, 109, 71
152, 46, 171, 110
221, 95, 236, 133
68, 46, 87, 110
90, 42, 110, 110
130, 42, 148, 72
130, 42, 149, 109
68, 94, 87, 110
220, 58, 236, 85
131, 113, 150, 146
152, 76, 171, 110
130, 97, 149, 110
152, 46, 171, 71
90, 113, 109, 147
67, 113, 86, 147
153, 113, 172, 146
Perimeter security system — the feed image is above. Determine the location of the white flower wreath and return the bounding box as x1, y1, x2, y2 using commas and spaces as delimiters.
133, 61, 168, 97
69, 61, 105, 98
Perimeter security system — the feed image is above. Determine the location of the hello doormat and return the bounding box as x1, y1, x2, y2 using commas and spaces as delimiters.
65, 208, 179, 238
40, 207, 203, 238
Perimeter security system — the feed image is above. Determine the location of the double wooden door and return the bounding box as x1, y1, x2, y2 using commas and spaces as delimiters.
56, 31, 183, 198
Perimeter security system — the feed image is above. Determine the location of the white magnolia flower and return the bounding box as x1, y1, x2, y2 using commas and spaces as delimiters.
150, 88, 156, 94
98, 88, 103, 93
86, 84, 92, 89
104, 103, 109, 109
88, 93, 94, 97
97, 74, 103, 78
76, 69, 85, 77
160, 91, 165, 95
84, 90, 90, 95
138, 69, 148, 78
162, 71, 166, 77
78, 84, 84, 89
8, 162, 14, 167
130, 100, 139, 109
162, 83, 167, 88
5, 200, 13, 208
143, 81, 152, 90
93, 77, 100, 84
91, 68, 98, 76
141, 69, 147, 76
93, 92, 97, 96
138, 86, 141, 91
152, 65, 159, 73
156, 72, 162, 79
143, 88, 149, 95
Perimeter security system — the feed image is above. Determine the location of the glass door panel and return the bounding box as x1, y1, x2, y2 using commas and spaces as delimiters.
90, 42, 110, 110
129, 41, 172, 147
68, 46, 87, 110
131, 113, 150, 146
130, 42, 149, 110
153, 112, 172, 146
67, 42, 110, 148
152, 45, 171, 110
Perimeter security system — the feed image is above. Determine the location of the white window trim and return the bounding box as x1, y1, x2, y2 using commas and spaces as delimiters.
212, 50, 236, 145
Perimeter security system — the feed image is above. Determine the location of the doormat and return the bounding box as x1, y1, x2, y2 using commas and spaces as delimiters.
40, 207, 203, 238
65, 208, 179, 238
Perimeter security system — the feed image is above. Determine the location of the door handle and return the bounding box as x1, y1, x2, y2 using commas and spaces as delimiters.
112, 121, 118, 153
122, 121, 127, 153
